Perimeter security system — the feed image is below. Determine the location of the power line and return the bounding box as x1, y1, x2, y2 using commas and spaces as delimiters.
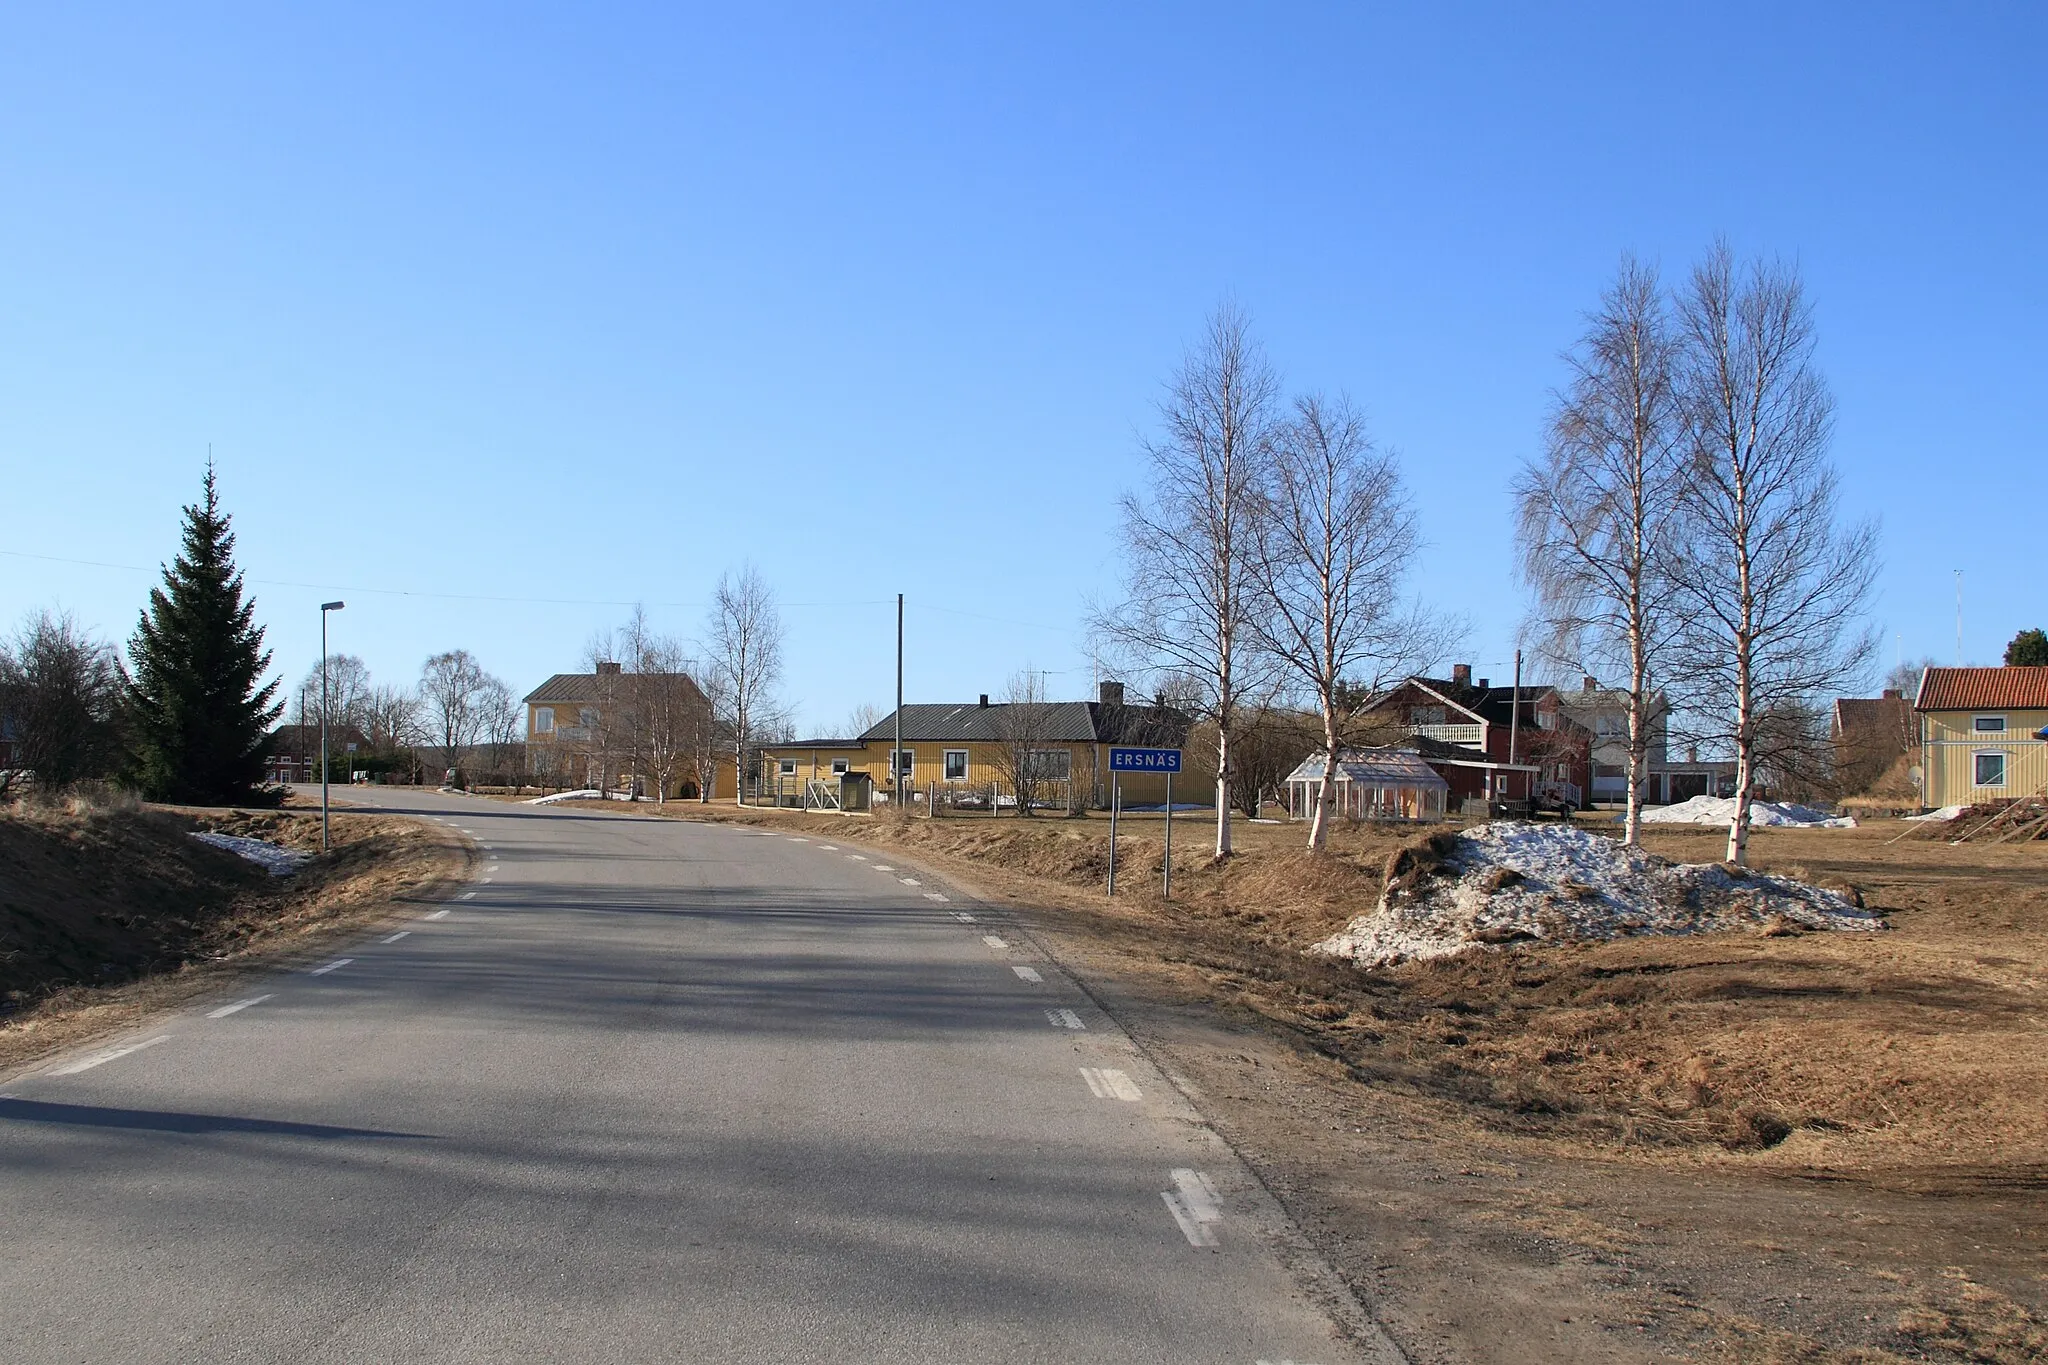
0, 550, 891, 613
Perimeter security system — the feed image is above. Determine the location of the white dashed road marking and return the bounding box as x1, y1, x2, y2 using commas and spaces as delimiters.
1081, 1067, 1143, 1101
460, 892, 477, 900
381, 931, 411, 944
48, 1035, 171, 1076
1047, 1008, 1085, 1030
899, 877, 921, 886
207, 995, 274, 1019
425, 908, 450, 920
1012, 965, 1044, 982
1162, 1169, 1223, 1246
818, 845, 838, 851
872, 865, 893, 872
310, 958, 353, 976
848, 854, 867, 861
788, 837, 809, 843
982, 935, 1008, 949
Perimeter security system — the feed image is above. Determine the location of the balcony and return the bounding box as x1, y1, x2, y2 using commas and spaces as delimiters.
1411, 723, 1485, 748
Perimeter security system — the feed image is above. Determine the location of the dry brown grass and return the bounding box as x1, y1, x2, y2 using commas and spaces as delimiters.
0, 796, 464, 1072
580, 798, 2048, 1178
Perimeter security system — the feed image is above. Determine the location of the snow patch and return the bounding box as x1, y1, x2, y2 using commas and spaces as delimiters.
1638, 795, 1856, 828
1905, 805, 1965, 823
190, 832, 314, 877
1313, 821, 1883, 968
524, 789, 633, 805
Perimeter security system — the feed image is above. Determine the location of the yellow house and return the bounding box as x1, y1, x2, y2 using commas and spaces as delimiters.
1915, 666, 2048, 809
523, 663, 738, 800
760, 682, 1201, 812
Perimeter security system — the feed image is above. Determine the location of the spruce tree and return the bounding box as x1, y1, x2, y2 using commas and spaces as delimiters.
125, 466, 283, 803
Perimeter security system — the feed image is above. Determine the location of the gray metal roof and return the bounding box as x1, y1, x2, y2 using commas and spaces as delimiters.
858, 700, 1191, 746
522, 671, 706, 705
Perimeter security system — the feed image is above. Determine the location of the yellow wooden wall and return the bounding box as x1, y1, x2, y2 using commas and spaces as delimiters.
1920, 710, 2048, 806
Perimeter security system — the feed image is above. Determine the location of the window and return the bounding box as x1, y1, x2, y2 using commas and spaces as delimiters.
579, 707, 599, 729
534, 707, 555, 734
944, 749, 969, 781
1410, 705, 1446, 726
831, 758, 849, 776
891, 749, 915, 777
1974, 715, 2007, 733
1022, 749, 1072, 781
778, 759, 797, 777
1974, 751, 2008, 787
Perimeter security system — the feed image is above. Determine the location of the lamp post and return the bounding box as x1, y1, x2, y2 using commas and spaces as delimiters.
320, 601, 345, 851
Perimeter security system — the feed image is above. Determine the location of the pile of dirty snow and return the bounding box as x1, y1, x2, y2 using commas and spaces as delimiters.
1313, 822, 1883, 968
1639, 795, 1856, 828
1905, 805, 1965, 823
524, 789, 634, 805
190, 831, 314, 877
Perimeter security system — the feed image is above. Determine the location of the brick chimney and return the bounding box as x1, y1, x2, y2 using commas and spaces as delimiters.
978, 694, 989, 708
597, 660, 621, 676
1583, 675, 1599, 693
1450, 663, 1471, 687
1882, 688, 1901, 700
1099, 680, 1125, 707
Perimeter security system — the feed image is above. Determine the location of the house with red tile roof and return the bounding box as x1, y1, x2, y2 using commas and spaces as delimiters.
1913, 666, 2048, 809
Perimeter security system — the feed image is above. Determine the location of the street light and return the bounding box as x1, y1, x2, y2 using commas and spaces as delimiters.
320, 601, 345, 851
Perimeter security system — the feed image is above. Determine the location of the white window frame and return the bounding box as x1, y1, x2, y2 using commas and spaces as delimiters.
778, 758, 797, 777
534, 706, 555, 734
891, 749, 915, 778
1973, 750, 2008, 788
1973, 715, 2007, 733
830, 758, 850, 776
943, 749, 969, 781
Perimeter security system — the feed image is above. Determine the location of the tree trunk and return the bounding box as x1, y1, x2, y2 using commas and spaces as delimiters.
1213, 721, 1233, 859
1308, 707, 1339, 852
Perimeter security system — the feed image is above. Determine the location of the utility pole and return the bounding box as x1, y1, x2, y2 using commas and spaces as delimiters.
319, 601, 345, 851
894, 593, 904, 811
1509, 649, 1522, 766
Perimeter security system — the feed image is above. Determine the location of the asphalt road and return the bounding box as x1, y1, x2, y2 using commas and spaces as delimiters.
2, 788, 1397, 1364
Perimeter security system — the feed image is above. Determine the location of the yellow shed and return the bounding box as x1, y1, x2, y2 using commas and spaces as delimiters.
1914, 666, 2048, 809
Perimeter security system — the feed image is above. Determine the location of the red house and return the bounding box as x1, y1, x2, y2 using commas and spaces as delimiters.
1361, 665, 1594, 810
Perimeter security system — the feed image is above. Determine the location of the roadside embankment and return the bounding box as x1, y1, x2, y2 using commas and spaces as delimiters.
0, 792, 463, 1069
557, 796, 2048, 1172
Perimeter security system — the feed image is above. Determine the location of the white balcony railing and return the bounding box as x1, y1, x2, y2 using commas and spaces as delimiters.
1411, 723, 1485, 748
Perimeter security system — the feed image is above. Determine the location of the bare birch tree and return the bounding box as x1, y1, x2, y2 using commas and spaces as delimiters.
1249, 394, 1441, 850
1668, 243, 1877, 865
705, 564, 785, 806
1094, 303, 1278, 859
989, 669, 1060, 815
296, 654, 373, 739
419, 650, 495, 782
630, 629, 708, 805
687, 662, 731, 802
1515, 257, 1684, 845
479, 676, 522, 789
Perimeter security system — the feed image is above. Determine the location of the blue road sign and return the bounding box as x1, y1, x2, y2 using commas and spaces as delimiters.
1109, 746, 1182, 773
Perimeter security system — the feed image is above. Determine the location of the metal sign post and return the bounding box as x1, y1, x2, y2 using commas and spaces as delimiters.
1163, 771, 1172, 901
1106, 772, 1120, 896
1107, 747, 1182, 902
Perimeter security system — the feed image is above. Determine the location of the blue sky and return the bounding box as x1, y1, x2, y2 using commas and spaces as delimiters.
3, 4, 2041, 733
